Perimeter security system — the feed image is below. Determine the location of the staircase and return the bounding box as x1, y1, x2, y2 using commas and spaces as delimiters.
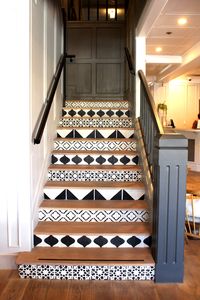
17, 99, 155, 281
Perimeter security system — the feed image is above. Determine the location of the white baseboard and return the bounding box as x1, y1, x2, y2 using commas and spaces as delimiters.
0, 254, 17, 269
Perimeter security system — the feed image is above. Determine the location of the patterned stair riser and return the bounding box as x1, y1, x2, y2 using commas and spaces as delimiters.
59, 118, 133, 128
48, 169, 142, 182
62, 108, 130, 118
34, 233, 152, 248
64, 100, 129, 109
18, 264, 155, 281
51, 153, 139, 166
57, 128, 134, 139
54, 140, 136, 151
43, 187, 145, 200
39, 208, 149, 222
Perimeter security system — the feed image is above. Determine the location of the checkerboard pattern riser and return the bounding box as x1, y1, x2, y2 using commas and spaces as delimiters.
48, 169, 142, 182
18, 264, 155, 280
59, 118, 133, 128
64, 100, 129, 109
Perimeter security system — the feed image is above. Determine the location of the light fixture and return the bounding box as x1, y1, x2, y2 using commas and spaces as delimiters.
108, 8, 115, 19
155, 47, 162, 53
177, 17, 187, 25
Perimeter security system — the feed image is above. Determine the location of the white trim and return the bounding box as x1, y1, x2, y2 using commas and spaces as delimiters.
136, 0, 168, 36
0, 254, 17, 269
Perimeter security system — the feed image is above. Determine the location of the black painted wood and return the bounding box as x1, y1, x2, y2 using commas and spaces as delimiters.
152, 134, 188, 283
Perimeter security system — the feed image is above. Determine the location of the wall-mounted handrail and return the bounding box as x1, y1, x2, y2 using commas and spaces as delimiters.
124, 47, 135, 75
33, 54, 66, 144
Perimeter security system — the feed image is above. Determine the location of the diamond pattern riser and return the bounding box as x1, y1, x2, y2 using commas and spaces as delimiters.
64, 100, 129, 109
51, 153, 139, 166
48, 169, 142, 182
56, 128, 134, 139
59, 117, 133, 128
62, 108, 130, 118
43, 187, 145, 200
33, 233, 151, 248
54, 139, 136, 151
39, 208, 149, 222
18, 264, 155, 280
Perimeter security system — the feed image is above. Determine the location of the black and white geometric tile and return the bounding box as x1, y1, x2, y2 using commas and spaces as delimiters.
33, 233, 152, 248
62, 108, 130, 118
43, 187, 145, 200
51, 153, 139, 166
59, 117, 133, 128
39, 208, 149, 222
56, 128, 134, 139
54, 140, 137, 151
64, 100, 129, 109
18, 264, 155, 280
48, 169, 142, 182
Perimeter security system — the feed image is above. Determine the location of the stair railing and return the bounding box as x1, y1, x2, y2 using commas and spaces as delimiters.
138, 69, 188, 283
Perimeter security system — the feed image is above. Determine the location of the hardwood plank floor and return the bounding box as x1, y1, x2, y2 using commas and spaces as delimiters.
1, 240, 200, 300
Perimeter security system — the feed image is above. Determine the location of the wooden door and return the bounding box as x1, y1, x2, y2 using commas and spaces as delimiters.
66, 22, 125, 100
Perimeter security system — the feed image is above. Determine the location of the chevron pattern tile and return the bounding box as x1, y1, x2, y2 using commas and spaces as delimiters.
17, 99, 154, 281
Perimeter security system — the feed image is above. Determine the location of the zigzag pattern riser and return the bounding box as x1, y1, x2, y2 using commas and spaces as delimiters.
34, 234, 151, 248
51, 153, 139, 166
59, 118, 132, 128
48, 169, 142, 182
18, 264, 155, 280
56, 129, 134, 139
43, 188, 145, 201
54, 140, 136, 151
64, 100, 129, 109
62, 108, 130, 118
39, 208, 149, 222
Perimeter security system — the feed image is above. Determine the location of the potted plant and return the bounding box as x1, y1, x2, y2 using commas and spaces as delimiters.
157, 102, 167, 126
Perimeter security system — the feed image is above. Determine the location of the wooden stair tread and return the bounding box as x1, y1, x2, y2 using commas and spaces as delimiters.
40, 199, 148, 210
44, 181, 144, 189
16, 248, 154, 265
52, 150, 138, 155
48, 165, 141, 171
35, 222, 150, 235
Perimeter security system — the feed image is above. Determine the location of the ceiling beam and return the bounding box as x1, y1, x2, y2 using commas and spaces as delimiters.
136, 0, 168, 36
157, 41, 200, 82
146, 55, 182, 64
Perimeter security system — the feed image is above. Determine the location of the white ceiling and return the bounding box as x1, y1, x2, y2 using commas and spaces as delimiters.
140, 0, 200, 81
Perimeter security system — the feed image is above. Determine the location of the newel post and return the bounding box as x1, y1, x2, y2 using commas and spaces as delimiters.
152, 133, 188, 283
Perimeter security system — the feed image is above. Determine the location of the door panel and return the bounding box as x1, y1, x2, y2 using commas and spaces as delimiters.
96, 64, 121, 94
66, 22, 125, 100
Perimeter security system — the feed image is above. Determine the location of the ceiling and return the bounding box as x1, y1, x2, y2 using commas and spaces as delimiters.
139, 0, 200, 81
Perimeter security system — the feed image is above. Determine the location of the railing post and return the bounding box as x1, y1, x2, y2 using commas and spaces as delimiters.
152, 133, 188, 283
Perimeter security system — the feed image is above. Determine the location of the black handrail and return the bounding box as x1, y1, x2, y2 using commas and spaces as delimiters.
124, 47, 135, 75
138, 70, 164, 134
33, 54, 66, 144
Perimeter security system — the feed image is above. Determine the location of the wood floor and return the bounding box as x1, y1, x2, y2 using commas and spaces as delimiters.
0, 240, 200, 300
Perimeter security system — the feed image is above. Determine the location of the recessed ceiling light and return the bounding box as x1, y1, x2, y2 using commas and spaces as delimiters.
155, 47, 162, 53
177, 17, 187, 25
